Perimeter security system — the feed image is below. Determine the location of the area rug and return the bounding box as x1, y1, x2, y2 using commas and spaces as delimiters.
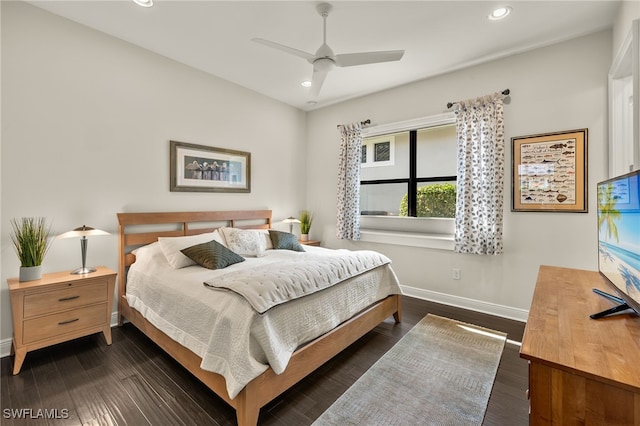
312, 314, 507, 426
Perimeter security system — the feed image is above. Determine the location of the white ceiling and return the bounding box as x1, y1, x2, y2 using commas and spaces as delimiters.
28, 1, 620, 111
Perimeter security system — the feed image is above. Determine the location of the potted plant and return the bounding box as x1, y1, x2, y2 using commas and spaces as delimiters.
10, 217, 53, 282
299, 210, 313, 241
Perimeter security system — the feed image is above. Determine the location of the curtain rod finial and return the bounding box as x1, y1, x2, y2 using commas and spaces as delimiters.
446, 89, 510, 109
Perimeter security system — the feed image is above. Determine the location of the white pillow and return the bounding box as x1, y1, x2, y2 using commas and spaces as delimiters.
132, 241, 162, 261
131, 242, 166, 266
260, 229, 274, 250
219, 227, 267, 257
158, 230, 225, 269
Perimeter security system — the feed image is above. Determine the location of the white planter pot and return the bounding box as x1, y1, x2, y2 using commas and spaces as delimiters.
300, 234, 309, 242
19, 265, 42, 282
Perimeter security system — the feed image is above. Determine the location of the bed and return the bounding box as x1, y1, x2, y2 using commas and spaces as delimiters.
117, 210, 402, 426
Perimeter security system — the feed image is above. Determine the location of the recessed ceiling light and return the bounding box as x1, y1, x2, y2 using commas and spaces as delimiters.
306, 100, 317, 105
488, 6, 512, 21
133, 0, 153, 8
301, 80, 312, 88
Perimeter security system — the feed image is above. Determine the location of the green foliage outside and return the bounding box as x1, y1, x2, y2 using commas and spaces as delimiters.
399, 183, 457, 218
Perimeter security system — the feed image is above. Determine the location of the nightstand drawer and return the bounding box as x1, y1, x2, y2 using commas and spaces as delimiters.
22, 303, 107, 344
23, 281, 107, 318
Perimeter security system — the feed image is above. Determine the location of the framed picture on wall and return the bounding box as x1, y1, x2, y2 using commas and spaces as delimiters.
170, 140, 251, 193
511, 129, 587, 212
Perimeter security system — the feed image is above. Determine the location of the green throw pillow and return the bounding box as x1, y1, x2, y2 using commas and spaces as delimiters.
181, 239, 245, 270
268, 229, 305, 252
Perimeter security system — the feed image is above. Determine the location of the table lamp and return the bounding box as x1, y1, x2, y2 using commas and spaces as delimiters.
57, 225, 109, 274
282, 216, 301, 234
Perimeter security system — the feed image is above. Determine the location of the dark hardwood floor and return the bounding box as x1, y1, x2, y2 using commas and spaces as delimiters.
1, 296, 529, 425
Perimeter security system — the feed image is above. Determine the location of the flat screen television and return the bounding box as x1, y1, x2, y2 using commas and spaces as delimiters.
594, 169, 640, 319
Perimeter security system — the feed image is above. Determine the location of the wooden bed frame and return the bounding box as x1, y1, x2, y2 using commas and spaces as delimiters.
117, 210, 402, 426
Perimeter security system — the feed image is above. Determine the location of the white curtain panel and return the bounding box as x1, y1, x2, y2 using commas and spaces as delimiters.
336, 123, 362, 240
454, 93, 505, 255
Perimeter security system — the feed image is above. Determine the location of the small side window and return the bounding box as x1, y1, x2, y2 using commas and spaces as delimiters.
374, 142, 390, 162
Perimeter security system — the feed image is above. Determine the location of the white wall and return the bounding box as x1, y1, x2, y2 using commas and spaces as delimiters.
0, 2, 306, 343
306, 31, 612, 320
613, 1, 640, 57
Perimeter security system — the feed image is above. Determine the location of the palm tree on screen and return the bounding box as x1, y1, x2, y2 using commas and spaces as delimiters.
598, 183, 621, 243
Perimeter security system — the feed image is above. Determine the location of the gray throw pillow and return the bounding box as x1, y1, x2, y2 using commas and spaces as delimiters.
181, 239, 245, 270
268, 229, 305, 252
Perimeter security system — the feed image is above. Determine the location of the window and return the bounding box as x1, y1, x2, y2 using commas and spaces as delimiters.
358, 113, 457, 249
374, 141, 390, 162
360, 116, 457, 218
361, 135, 395, 168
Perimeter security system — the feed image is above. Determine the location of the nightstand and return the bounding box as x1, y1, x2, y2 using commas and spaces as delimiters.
299, 240, 321, 247
8, 266, 117, 374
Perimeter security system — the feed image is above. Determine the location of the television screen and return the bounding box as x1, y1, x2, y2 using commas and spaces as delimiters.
597, 169, 640, 317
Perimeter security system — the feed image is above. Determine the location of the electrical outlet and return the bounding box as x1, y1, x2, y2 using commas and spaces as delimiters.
452, 268, 461, 280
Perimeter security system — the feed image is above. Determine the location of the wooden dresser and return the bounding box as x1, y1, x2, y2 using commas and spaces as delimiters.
8, 266, 116, 374
520, 265, 640, 425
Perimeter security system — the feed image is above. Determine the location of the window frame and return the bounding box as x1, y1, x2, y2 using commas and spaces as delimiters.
361, 113, 455, 138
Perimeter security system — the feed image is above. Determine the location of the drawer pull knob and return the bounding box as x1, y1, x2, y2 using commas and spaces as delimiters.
58, 318, 79, 325
58, 296, 80, 302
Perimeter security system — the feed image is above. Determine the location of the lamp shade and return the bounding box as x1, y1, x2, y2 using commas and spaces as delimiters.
57, 225, 109, 274
57, 225, 110, 239
282, 217, 301, 225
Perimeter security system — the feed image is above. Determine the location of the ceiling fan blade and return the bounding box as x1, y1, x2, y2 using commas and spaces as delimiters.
310, 67, 329, 98
334, 50, 405, 67
251, 38, 316, 63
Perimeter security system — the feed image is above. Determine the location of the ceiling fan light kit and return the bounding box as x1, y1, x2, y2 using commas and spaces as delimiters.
252, 2, 404, 99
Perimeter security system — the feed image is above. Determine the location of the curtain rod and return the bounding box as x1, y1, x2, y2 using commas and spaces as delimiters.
337, 119, 370, 129
446, 89, 510, 109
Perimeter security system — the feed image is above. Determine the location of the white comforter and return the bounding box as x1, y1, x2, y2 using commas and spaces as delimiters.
126, 244, 401, 399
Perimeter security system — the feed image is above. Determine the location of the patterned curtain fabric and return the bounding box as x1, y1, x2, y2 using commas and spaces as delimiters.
454, 93, 505, 255
336, 123, 362, 240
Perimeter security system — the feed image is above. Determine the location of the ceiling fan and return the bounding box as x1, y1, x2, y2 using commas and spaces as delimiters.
252, 2, 405, 98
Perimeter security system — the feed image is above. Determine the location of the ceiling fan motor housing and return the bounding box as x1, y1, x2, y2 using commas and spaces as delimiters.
313, 57, 335, 72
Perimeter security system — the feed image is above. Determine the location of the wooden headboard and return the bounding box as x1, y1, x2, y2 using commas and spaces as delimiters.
116, 209, 272, 305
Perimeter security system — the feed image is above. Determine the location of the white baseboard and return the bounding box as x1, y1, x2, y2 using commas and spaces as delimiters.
1, 338, 11, 359
401, 285, 529, 323
1, 312, 121, 358
2, 295, 527, 359
111, 311, 119, 328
